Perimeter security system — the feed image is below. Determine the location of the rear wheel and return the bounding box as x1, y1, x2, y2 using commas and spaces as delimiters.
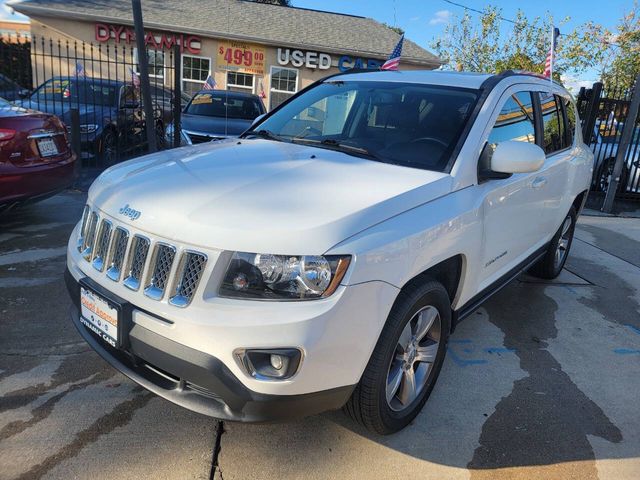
528, 206, 577, 279
597, 158, 628, 194
344, 279, 450, 435
99, 129, 118, 167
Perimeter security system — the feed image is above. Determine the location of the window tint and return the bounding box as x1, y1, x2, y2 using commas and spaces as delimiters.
488, 91, 535, 145
539, 92, 566, 154
185, 92, 263, 120
562, 96, 576, 146
257, 81, 478, 172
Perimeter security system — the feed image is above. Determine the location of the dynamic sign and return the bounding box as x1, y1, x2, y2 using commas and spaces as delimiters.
217, 41, 266, 75
276, 48, 382, 72
95, 23, 202, 55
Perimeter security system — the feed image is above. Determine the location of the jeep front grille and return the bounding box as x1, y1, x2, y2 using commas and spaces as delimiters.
124, 235, 150, 291
170, 252, 207, 307
81, 211, 99, 260
106, 227, 129, 282
92, 220, 112, 272
144, 244, 176, 300
77, 206, 208, 308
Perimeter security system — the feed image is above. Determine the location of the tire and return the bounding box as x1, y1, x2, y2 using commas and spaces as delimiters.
597, 158, 628, 194
344, 279, 451, 435
528, 206, 577, 279
155, 123, 166, 150
99, 129, 118, 167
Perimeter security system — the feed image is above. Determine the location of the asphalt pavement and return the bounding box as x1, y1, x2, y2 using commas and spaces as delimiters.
1, 191, 639, 480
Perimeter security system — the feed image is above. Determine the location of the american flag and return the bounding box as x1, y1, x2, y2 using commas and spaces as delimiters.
74, 61, 86, 78
258, 78, 266, 99
128, 67, 140, 88
381, 34, 404, 71
543, 27, 560, 79
203, 74, 217, 90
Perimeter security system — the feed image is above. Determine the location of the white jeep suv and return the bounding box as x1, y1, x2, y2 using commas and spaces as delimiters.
66, 70, 593, 434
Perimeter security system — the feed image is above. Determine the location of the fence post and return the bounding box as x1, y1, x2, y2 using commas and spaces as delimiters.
582, 82, 603, 146
70, 107, 82, 174
602, 73, 640, 213
173, 43, 182, 149
131, 0, 157, 154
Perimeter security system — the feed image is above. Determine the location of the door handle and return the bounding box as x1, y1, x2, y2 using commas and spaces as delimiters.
531, 177, 547, 189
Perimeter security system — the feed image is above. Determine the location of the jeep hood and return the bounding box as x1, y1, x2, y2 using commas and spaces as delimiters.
89, 139, 452, 254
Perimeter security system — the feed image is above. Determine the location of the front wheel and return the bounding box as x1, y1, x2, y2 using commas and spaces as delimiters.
344, 280, 451, 435
528, 206, 577, 279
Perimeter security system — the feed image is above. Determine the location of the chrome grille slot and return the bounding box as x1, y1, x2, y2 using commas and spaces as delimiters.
77, 205, 90, 252
123, 235, 150, 291
144, 244, 176, 300
169, 252, 207, 307
106, 227, 129, 281
81, 211, 99, 260
92, 220, 112, 271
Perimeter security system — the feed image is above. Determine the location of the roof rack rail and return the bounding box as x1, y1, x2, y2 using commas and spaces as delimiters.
495, 69, 563, 86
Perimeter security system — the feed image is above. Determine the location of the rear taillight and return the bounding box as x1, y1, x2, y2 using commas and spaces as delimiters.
0, 129, 16, 141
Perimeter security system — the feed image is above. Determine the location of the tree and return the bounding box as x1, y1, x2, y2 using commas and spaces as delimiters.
383, 23, 405, 36
600, 3, 640, 90
432, 6, 608, 83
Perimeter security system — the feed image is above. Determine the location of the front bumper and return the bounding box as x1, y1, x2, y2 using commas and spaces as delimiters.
65, 268, 354, 422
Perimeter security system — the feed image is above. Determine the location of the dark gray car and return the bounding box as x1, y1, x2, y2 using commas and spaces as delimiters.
168, 90, 265, 145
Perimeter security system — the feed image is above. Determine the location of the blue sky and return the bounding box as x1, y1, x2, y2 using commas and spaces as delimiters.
1, 0, 632, 86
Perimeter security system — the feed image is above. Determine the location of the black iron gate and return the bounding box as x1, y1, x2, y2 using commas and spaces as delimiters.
0, 34, 185, 170
577, 79, 640, 203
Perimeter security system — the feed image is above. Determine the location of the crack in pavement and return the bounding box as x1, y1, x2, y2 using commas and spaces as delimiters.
14, 389, 154, 480
468, 282, 622, 480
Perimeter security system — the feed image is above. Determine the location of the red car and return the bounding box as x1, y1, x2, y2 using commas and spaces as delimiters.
0, 97, 76, 212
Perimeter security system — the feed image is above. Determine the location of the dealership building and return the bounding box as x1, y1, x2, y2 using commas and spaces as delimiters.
12, 0, 441, 109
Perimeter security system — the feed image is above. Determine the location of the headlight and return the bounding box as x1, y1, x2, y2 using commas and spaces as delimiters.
220, 252, 351, 300
80, 124, 99, 134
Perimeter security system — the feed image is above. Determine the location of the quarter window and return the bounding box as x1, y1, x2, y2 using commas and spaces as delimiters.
227, 72, 254, 93
488, 91, 536, 145
539, 92, 566, 154
182, 55, 211, 96
270, 66, 298, 110
562, 96, 576, 146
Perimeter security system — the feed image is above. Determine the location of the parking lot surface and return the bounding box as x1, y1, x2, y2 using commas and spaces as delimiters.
1, 192, 639, 480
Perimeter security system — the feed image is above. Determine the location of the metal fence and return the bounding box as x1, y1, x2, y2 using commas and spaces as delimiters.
577, 81, 640, 202
0, 34, 185, 169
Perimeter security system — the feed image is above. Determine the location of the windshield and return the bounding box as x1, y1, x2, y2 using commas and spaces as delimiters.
185, 92, 263, 120
252, 80, 478, 172
30, 79, 118, 106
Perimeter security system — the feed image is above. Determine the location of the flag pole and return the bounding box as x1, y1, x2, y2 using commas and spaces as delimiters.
549, 24, 555, 83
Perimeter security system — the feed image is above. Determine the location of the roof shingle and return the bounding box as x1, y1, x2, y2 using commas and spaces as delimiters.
11, 0, 441, 66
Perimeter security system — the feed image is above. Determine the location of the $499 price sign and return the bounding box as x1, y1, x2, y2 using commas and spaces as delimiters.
217, 41, 266, 75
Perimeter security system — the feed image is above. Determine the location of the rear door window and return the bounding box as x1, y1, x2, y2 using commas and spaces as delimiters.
539, 92, 567, 154
561, 96, 576, 147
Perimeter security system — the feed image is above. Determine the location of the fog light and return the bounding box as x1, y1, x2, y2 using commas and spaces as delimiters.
236, 348, 302, 380
270, 354, 284, 370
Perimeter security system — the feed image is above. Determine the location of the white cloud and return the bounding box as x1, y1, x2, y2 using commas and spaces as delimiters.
428, 10, 451, 26
561, 74, 596, 95
409, 16, 421, 22
1, 2, 27, 21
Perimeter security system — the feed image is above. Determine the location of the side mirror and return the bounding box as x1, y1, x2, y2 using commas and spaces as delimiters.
251, 113, 266, 127
490, 141, 545, 174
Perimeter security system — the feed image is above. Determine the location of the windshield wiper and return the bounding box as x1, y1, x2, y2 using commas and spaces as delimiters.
242, 129, 286, 142
291, 137, 383, 161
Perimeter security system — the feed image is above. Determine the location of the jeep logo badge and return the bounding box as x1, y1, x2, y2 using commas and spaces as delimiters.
119, 204, 141, 221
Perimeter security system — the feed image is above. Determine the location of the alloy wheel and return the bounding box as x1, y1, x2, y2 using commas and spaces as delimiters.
386, 305, 441, 412
554, 215, 573, 269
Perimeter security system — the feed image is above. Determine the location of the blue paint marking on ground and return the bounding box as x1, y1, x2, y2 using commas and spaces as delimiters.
449, 339, 473, 344
625, 324, 640, 336
447, 347, 489, 367
613, 348, 640, 355
484, 347, 516, 354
